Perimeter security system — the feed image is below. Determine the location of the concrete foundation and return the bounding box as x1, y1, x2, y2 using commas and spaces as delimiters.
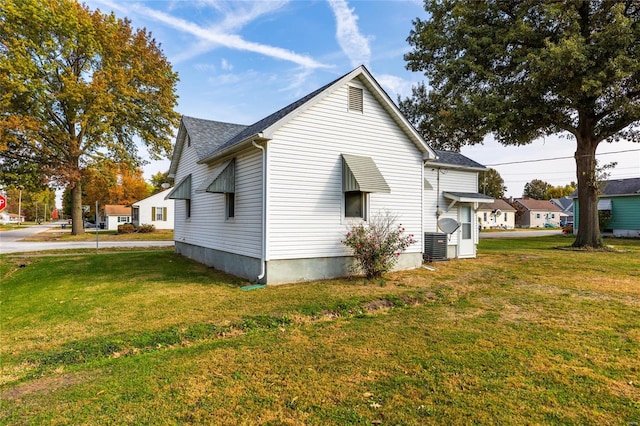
174, 241, 423, 285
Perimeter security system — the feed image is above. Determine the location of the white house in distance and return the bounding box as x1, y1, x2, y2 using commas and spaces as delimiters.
102, 205, 131, 230
511, 198, 562, 228
131, 188, 174, 230
167, 66, 490, 284
477, 199, 517, 230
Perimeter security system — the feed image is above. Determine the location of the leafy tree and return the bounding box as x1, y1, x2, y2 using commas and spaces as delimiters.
0, 0, 179, 235
547, 183, 577, 200
402, 1, 640, 248
150, 171, 174, 195
479, 168, 506, 199
523, 179, 553, 200
2, 186, 56, 221
82, 159, 151, 218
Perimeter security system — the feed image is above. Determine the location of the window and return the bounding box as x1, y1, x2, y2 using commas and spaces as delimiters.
504, 213, 508, 221
348, 86, 363, 112
483, 212, 487, 221
185, 199, 191, 219
132, 207, 139, 222
536, 213, 541, 219
152, 207, 166, 221
461, 206, 472, 239
118, 216, 129, 223
551, 213, 555, 219
226, 193, 235, 219
345, 191, 365, 218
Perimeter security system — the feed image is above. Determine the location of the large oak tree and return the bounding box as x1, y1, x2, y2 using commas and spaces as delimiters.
400, 0, 639, 248
0, 0, 179, 234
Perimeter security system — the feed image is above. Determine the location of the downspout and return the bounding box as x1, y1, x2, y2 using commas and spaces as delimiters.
252, 140, 267, 282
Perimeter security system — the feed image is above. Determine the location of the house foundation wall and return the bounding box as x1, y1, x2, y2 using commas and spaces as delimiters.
175, 241, 261, 282
175, 241, 423, 285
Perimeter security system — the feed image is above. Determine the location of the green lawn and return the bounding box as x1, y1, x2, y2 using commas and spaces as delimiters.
1, 236, 639, 425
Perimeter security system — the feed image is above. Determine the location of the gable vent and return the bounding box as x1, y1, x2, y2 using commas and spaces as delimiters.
348, 86, 363, 112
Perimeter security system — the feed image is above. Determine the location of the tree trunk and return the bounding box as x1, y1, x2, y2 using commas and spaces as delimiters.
572, 138, 602, 248
71, 182, 84, 235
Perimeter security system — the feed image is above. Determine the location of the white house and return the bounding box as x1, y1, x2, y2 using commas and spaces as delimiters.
477, 199, 517, 230
167, 66, 488, 284
102, 205, 131, 230
0, 211, 24, 224
424, 151, 493, 260
131, 188, 174, 230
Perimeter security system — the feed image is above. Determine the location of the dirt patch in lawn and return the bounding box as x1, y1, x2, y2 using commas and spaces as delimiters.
2, 372, 92, 400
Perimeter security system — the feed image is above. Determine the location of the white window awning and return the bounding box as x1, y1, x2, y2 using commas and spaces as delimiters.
443, 192, 493, 211
200, 159, 235, 194
165, 175, 191, 200
342, 154, 390, 193
597, 199, 612, 210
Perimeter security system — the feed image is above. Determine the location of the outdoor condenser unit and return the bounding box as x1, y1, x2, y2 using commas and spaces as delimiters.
424, 232, 448, 262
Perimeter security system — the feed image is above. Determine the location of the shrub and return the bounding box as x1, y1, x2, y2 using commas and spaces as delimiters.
137, 224, 156, 233
117, 223, 135, 234
341, 211, 416, 280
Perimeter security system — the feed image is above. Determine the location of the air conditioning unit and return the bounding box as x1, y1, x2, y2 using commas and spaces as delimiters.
424, 232, 448, 262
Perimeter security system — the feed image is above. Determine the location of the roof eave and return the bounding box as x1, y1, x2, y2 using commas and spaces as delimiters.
197, 133, 268, 164
425, 160, 488, 172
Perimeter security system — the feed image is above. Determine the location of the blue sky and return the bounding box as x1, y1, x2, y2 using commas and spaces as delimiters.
87, 0, 639, 197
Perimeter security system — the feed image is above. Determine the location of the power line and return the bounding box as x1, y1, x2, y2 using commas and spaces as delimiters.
485, 149, 640, 167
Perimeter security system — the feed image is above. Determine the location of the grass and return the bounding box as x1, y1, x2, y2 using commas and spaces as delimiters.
20, 228, 174, 241
1, 236, 639, 424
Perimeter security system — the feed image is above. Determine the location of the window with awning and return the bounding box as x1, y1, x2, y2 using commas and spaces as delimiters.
205, 160, 235, 194
165, 175, 191, 200
342, 154, 390, 193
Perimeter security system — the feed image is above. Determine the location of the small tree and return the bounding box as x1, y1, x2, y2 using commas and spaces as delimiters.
523, 179, 553, 200
341, 212, 416, 280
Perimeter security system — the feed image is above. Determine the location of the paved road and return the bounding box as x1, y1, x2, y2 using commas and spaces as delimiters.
0, 222, 174, 254
479, 229, 563, 239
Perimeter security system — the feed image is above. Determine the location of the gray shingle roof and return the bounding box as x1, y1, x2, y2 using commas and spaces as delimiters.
478, 199, 517, 211
569, 177, 640, 198
181, 116, 247, 161
600, 178, 640, 196
431, 150, 487, 170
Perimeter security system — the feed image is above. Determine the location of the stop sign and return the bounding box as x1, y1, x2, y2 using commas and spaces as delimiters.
0, 194, 6, 212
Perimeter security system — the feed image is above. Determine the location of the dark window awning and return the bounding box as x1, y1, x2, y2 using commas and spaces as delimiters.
165, 174, 191, 200
342, 154, 390, 193
443, 192, 493, 211
202, 159, 235, 193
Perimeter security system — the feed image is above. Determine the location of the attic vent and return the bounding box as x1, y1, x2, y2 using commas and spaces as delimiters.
348, 86, 363, 112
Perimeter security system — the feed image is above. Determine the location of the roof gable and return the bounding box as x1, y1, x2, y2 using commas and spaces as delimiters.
188, 65, 435, 165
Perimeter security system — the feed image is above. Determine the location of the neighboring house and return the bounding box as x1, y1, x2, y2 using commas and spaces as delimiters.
477, 199, 517, 230
550, 196, 574, 225
424, 151, 493, 259
131, 188, 174, 230
167, 66, 488, 284
510, 198, 562, 228
102, 205, 131, 230
573, 178, 640, 237
0, 212, 24, 224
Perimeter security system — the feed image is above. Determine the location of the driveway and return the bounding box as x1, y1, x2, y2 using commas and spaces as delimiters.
479, 229, 563, 239
0, 222, 174, 254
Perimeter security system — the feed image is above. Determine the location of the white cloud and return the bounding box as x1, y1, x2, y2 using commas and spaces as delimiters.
220, 58, 233, 71
327, 0, 371, 67
92, 0, 329, 70
375, 74, 417, 100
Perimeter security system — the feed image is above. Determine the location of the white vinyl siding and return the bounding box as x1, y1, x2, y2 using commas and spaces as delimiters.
173, 146, 262, 258
266, 81, 424, 260
423, 168, 479, 245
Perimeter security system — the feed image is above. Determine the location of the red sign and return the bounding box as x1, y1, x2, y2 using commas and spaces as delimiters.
0, 194, 6, 212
